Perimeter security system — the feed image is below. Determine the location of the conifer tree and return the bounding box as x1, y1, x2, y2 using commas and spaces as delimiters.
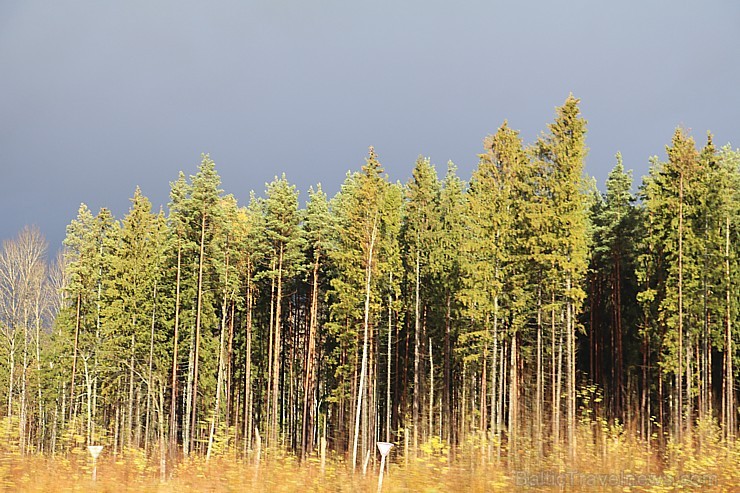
164, 172, 189, 454
101, 187, 162, 449
262, 174, 304, 448
588, 154, 638, 420
401, 156, 440, 452
328, 147, 396, 470
182, 154, 224, 455
434, 162, 465, 445
642, 129, 701, 441
301, 185, 332, 460
237, 191, 266, 456
535, 96, 589, 458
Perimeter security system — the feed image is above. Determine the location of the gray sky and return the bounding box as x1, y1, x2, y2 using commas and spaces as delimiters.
2, 1, 739, 249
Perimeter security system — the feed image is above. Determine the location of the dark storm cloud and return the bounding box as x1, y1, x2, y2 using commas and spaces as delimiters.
1, 0, 739, 249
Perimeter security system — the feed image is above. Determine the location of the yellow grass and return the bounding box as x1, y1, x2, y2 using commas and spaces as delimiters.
3, 422, 740, 492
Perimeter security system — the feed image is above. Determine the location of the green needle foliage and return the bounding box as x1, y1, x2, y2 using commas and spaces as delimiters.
3, 96, 740, 486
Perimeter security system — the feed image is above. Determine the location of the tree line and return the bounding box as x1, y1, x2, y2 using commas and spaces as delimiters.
1, 95, 739, 468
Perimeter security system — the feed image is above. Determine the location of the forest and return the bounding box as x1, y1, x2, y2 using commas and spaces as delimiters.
2, 95, 740, 491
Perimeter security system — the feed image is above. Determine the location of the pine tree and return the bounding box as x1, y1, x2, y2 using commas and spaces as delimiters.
263, 174, 304, 448
640, 128, 701, 442
535, 95, 589, 459
179, 154, 224, 455
401, 156, 440, 453
588, 154, 638, 421
301, 185, 332, 460
714, 145, 740, 439
206, 194, 242, 461
237, 191, 267, 456
166, 171, 192, 455
328, 147, 397, 471
434, 162, 466, 446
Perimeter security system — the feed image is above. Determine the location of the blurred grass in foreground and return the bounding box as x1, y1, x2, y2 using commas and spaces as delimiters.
3, 419, 740, 492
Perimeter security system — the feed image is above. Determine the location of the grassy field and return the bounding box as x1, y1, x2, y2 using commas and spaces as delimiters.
3, 429, 740, 493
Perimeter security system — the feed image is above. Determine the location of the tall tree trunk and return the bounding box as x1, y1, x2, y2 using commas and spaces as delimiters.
270, 245, 284, 447
225, 301, 235, 428
190, 210, 208, 453
444, 292, 451, 445
301, 254, 320, 460
555, 316, 563, 450
352, 215, 377, 472
145, 280, 157, 453
551, 291, 559, 447
170, 241, 182, 453
35, 294, 44, 453
243, 262, 254, 457
128, 328, 136, 449
158, 380, 166, 482
508, 333, 518, 467
21, 311, 28, 454
412, 247, 420, 456
429, 337, 434, 441
726, 215, 735, 440
387, 272, 394, 443
69, 292, 81, 420
614, 253, 624, 419
207, 276, 229, 461
265, 257, 276, 445
536, 285, 543, 458
566, 275, 575, 461
183, 318, 194, 457
677, 171, 684, 443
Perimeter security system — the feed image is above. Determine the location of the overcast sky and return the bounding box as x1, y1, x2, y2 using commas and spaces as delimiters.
2, 1, 739, 250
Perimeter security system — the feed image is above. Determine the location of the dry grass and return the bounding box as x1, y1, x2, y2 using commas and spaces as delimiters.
3, 423, 740, 492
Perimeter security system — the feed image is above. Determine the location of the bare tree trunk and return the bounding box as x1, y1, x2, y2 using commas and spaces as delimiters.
265, 257, 276, 445
158, 381, 166, 482
725, 215, 735, 441
270, 245, 284, 447
301, 254, 320, 460
412, 248, 420, 456
82, 356, 92, 445
35, 294, 44, 453
386, 272, 393, 443
429, 338, 434, 440
170, 241, 182, 453
207, 281, 229, 461
614, 254, 624, 420
508, 334, 518, 467
551, 291, 558, 448
492, 299, 499, 461
555, 314, 563, 450
444, 292, 451, 444
352, 215, 377, 472
69, 292, 81, 420
677, 171, 684, 443
566, 275, 575, 461
113, 394, 119, 457
21, 310, 29, 454
128, 329, 136, 449
145, 280, 158, 453
536, 285, 543, 458
226, 301, 235, 428
190, 210, 208, 453
183, 319, 194, 457
496, 339, 504, 463
243, 262, 254, 457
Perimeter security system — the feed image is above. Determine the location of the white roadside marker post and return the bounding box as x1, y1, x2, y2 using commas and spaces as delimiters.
88, 445, 103, 482
376, 442, 394, 493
